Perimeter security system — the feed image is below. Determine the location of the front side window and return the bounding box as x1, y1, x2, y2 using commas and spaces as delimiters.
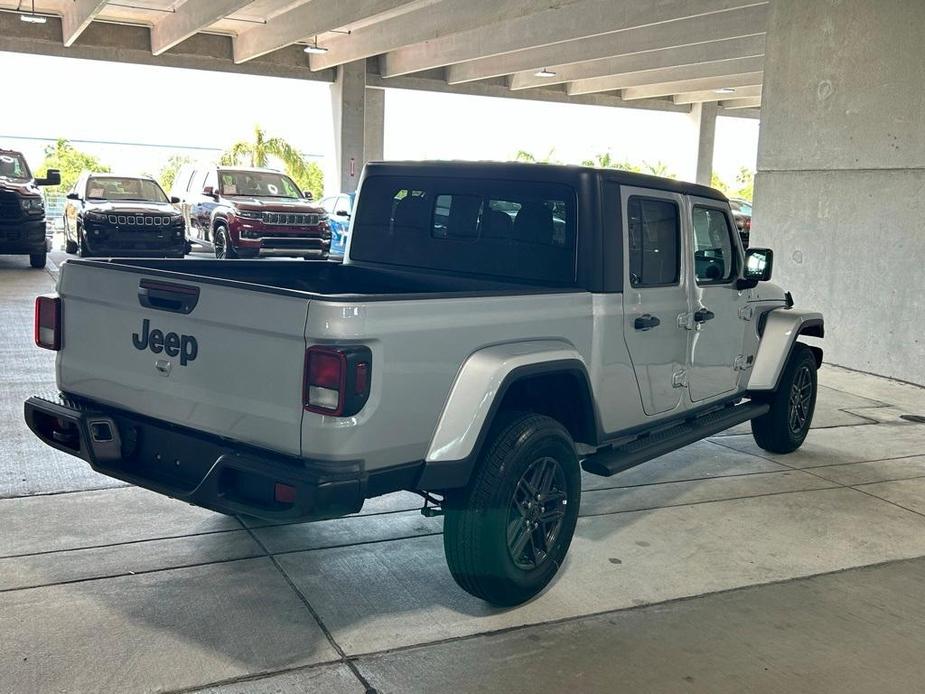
692, 206, 736, 283
218, 170, 301, 198
627, 196, 680, 287
86, 177, 169, 203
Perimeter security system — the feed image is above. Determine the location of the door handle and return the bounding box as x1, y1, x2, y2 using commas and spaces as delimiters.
694, 308, 715, 323
634, 314, 661, 331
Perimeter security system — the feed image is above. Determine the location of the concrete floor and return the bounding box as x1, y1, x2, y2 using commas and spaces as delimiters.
2, 251, 925, 693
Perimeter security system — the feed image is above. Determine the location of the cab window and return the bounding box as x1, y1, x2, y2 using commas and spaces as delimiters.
692, 206, 736, 283
627, 196, 680, 287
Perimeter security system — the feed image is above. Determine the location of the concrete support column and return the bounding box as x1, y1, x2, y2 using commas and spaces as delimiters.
693, 102, 718, 186
753, 0, 925, 384
365, 87, 385, 162
330, 60, 367, 193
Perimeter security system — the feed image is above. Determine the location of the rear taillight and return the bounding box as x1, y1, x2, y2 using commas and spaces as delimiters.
34, 295, 61, 350
303, 345, 372, 416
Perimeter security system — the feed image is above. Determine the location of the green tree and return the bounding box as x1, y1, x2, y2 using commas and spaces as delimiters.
733, 166, 754, 201
221, 125, 324, 198
641, 161, 677, 179
36, 138, 110, 192
158, 154, 193, 193
581, 152, 641, 172
514, 148, 560, 164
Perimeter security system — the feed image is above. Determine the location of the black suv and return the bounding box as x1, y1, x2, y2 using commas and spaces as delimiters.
0, 149, 60, 268
64, 173, 186, 257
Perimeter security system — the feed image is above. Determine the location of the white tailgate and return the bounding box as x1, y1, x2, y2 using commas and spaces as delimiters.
56, 263, 310, 456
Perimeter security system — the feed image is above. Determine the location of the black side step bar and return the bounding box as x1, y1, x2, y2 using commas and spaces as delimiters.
581, 401, 770, 477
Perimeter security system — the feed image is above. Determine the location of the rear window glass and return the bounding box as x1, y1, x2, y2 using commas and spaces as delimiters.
351, 176, 577, 285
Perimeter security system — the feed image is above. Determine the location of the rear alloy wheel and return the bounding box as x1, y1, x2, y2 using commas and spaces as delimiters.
443, 413, 580, 606
29, 252, 47, 269
213, 225, 237, 260
751, 343, 818, 453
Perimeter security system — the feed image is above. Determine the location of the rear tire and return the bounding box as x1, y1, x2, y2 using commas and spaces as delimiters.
751, 343, 818, 453
443, 413, 580, 606
65, 239, 78, 254
29, 252, 46, 269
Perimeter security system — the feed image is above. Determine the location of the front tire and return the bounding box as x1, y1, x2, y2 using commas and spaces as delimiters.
443, 413, 580, 606
77, 229, 93, 258
751, 343, 818, 453
213, 225, 237, 260
29, 252, 46, 269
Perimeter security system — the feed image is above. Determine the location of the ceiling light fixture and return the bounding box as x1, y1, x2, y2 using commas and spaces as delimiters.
713, 87, 736, 94
20, 0, 47, 23
534, 68, 557, 78
304, 36, 328, 54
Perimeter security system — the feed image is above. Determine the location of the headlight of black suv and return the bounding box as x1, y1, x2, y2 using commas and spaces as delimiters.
84, 211, 108, 224
20, 197, 44, 214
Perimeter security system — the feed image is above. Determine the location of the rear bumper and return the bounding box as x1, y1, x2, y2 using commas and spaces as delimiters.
0, 219, 49, 254
24, 394, 366, 521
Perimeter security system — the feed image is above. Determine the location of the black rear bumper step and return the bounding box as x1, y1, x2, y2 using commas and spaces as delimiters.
581, 400, 769, 477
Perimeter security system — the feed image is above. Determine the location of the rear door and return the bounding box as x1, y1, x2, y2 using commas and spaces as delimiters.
686, 198, 749, 402
56, 263, 310, 456
621, 187, 691, 416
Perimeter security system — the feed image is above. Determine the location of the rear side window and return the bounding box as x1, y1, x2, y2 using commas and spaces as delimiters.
352, 176, 577, 285
627, 196, 680, 287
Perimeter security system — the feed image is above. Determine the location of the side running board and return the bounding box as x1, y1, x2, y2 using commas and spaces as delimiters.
581, 401, 770, 477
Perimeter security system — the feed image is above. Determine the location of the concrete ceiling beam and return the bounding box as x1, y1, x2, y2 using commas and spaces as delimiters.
233, 0, 423, 64
622, 71, 763, 100
673, 84, 762, 104
566, 55, 764, 96
61, 0, 107, 47
445, 3, 768, 85
151, 0, 253, 56
509, 35, 763, 91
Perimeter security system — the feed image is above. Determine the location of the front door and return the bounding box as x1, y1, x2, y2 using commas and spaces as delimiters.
621, 187, 691, 416
687, 198, 748, 402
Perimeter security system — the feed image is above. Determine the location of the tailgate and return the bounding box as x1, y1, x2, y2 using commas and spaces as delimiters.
56, 262, 310, 456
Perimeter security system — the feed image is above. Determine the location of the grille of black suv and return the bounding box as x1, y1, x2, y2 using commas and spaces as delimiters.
107, 215, 173, 226
0, 192, 22, 221
261, 212, 321, 226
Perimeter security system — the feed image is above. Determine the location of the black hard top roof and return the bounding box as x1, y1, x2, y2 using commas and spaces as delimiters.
364, 160, 728, 202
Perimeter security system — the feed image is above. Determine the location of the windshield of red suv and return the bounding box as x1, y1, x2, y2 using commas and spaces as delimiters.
218, 170, 301, 198
0, 152, 30, 181
87, 177, 169, 202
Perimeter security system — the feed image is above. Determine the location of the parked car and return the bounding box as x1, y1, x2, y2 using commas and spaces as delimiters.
318, 192, 355, 256
729, 198, 752, 247
0, 149, 60, 268
171, 164, 330, 259
63, 173, 186, 258
26, 161, 823, 606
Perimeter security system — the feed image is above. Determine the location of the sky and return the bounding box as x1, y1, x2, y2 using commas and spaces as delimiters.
1, 51, 759, 196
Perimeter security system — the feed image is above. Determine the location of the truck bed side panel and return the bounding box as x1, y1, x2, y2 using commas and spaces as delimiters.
300, 292, 594, 470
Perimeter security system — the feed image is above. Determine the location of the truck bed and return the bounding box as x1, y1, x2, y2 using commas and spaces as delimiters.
75, 258, 572, 300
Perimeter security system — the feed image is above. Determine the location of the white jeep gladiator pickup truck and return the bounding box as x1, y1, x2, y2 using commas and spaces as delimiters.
26, 161, 823, 605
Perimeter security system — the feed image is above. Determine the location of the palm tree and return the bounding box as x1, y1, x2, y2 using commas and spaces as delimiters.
221, 125, 324, 198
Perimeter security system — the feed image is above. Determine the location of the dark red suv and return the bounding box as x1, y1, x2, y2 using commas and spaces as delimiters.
172, 165, 330, 259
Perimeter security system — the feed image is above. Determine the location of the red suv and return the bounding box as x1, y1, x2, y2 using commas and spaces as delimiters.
172, 165, 330, 259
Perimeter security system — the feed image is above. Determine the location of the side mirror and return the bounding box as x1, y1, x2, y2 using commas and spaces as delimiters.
66, 192, 80, 201
170, 196, 181, 204
738, 247, 773, 289
35, 169, 61, 187
335, 209, 350, 218
302, 191, 314, 201
202, 186, 218, 199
